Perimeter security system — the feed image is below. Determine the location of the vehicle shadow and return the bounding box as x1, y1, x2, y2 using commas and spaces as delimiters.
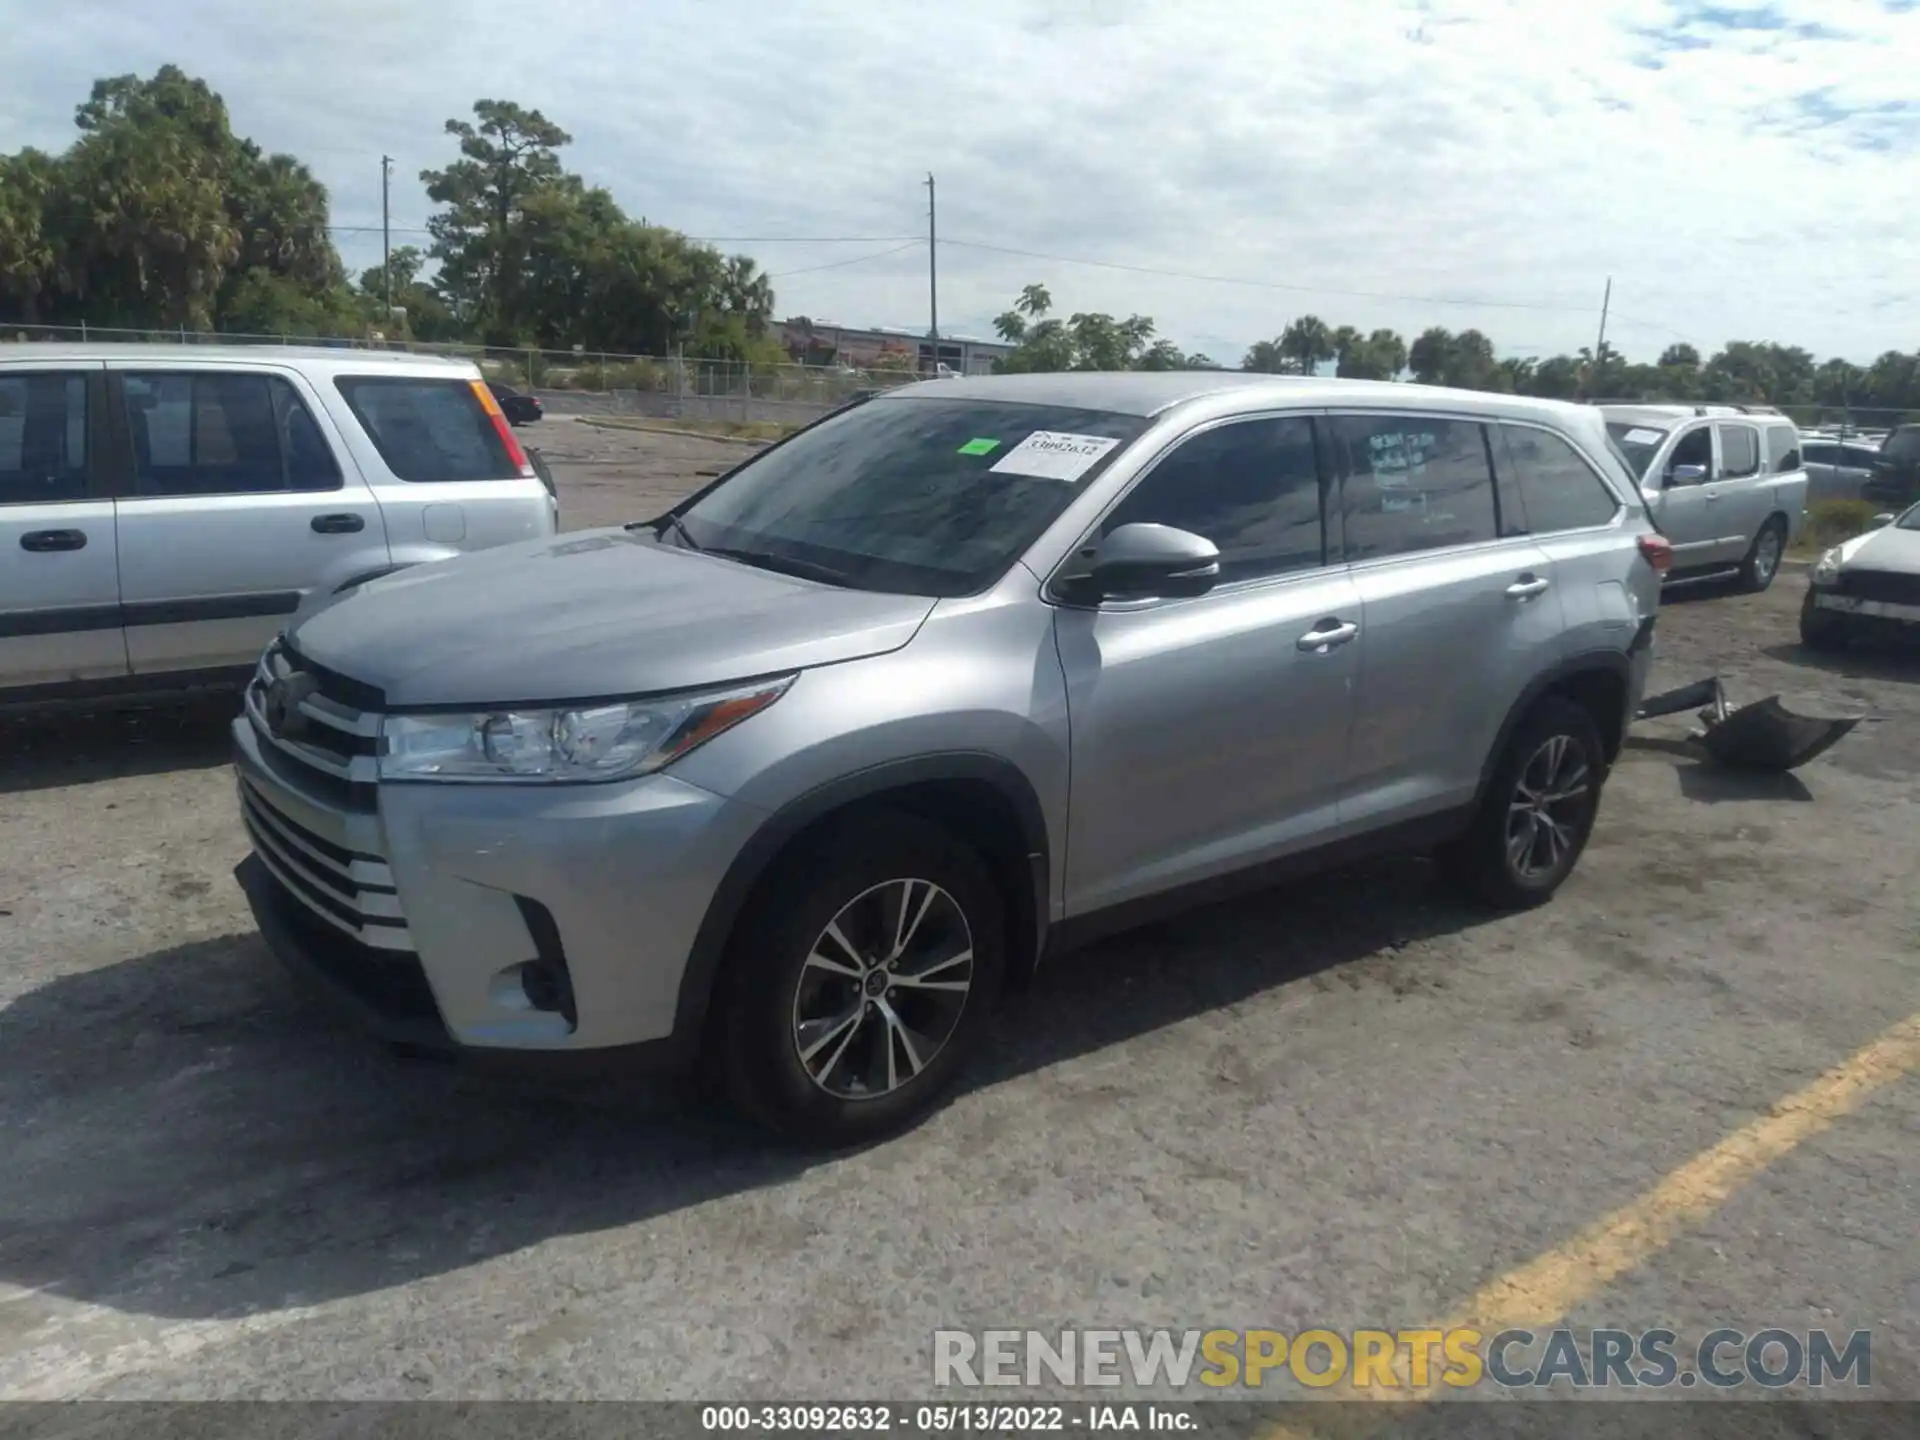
0, 855, 1486, 1322
1622, 735, 1816, 803
0, 694, 238, 796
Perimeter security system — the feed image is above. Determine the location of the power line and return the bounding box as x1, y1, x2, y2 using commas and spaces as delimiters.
769, 242, 922, 279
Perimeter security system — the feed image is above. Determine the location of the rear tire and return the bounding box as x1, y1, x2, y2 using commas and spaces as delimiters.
1737, 517, 1787, 593
1440, 696, 1605, 911
715, 810, 1005, 1147
1799, 593, 1851, 652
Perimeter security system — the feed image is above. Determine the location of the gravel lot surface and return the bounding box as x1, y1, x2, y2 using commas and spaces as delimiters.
2, 418, 1914, 1407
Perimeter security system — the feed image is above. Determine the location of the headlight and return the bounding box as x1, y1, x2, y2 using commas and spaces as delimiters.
378, 675, 794, 783
1810, 547, 1843, 586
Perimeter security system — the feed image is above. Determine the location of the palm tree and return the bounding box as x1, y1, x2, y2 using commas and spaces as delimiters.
1279, 315, 1334, 375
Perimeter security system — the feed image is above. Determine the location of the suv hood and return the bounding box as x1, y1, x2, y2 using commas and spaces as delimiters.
286, 529, 936, 707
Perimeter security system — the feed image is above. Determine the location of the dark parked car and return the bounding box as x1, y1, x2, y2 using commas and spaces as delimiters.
488, 381, 544, 426
1864, 425, 1920, 510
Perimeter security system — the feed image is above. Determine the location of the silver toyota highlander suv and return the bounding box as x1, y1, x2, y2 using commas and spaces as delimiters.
232, 373, 1667, 1144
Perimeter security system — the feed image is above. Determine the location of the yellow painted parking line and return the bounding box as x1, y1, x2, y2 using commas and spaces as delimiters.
1264, 1009, 1920, 1438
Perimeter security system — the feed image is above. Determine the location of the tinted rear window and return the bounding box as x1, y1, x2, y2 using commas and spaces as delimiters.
336, 376, 518, 483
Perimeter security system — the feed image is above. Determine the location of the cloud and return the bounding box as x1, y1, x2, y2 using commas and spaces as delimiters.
0, 0, 1914, 363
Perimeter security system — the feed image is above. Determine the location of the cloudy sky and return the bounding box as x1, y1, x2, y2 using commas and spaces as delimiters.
3, 0, 1916, 365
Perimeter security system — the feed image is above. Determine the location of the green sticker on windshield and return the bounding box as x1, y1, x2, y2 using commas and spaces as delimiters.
957, 437, 1001, 456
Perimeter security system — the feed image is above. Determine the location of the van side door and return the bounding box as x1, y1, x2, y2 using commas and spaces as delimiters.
1715, 420, 1770, 559
107, 364, 389, 676
0, 364, 127, 694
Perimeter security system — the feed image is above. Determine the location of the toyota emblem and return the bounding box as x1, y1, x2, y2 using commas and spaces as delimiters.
262, 672, 318, 740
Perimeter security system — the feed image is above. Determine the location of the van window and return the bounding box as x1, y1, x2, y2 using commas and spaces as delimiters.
1498, 425, 1620, 534
1718, 424, 1760, 478
1326, 414, 1498, 560
0, 372, 88, 505
1765, 425, 1802, 473
122, 373, 343, 497
1100, 416, 1325, 582
336, 376, 518, 483
1801, 442, 1836, 466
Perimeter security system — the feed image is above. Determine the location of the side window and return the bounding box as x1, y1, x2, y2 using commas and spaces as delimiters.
1801, 442, 1835, 466
1718, 424, 1760, 479
1668, 427, 1713, 480
1765, 425, 1802, 473
122, 372, 341, 497
1326, 414, 1498, 561
1498, 425, 1620, 534
1842, 446, 1878, 471
1099, 416, 1324, 583
0, 371, 88, 505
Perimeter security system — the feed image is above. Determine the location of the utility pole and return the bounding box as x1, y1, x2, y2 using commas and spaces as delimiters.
925, 173, 939, 354
381, 155, 394, 323
1590, 275, 1612, 400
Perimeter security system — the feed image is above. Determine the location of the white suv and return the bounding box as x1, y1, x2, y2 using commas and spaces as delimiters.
0, 345, 557, 707
1600, 403, 1807, 591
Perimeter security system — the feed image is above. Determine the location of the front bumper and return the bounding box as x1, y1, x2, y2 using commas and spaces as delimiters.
1806, 587, 1920, 627
231, 714, 768, 1064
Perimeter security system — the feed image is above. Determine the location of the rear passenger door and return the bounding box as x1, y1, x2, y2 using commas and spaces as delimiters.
0, 365, 127, 692
1493, 422, 1637, 661
331, 375, 552, 554
1715, 421, 1768, 557
109, 365, 387, 675
1326, 411, 1562, 830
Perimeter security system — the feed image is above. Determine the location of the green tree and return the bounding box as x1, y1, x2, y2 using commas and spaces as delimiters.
1658, 342, 1701, 369
1279, 315, 1335, 375
1407, 327, 1453, 384
0, 150, 58, 323
1241, 338, 1287, 374
421, 99, 572, 339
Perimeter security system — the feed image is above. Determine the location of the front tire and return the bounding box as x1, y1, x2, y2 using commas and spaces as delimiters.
1737, 517, 1787, 593
715, 811, 1005, 1147
1799, 593, 1851, 652
1441, 696, 1605, 911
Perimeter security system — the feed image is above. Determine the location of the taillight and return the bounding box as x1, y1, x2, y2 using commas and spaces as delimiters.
470, 379, 537, 479
1637, 534, 1674, 573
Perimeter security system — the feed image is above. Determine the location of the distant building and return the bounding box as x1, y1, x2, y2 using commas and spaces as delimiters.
773, 318, 1011, 376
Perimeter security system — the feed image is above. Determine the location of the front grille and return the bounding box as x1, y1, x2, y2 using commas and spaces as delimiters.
245, 640, 383, 807
255, 864, 443, 1029
1836, 569, 1920, 606
239, 777, 414, 952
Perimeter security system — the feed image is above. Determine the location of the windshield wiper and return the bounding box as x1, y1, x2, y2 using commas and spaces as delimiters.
636, 512, 700, 550
702, 546, 861, 588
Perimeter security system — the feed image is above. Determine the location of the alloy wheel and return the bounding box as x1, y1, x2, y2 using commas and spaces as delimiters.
1754, 528, 1782, 583
1504, 734, 1592, 881
790, 878, 975, 1099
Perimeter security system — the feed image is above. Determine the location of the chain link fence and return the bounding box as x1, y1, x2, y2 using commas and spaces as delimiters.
0, 323, 927, 430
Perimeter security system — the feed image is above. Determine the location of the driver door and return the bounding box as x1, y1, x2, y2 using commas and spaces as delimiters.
1053, 414, 1360, 917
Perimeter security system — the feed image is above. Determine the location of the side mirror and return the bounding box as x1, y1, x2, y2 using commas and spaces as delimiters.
1063, 523, 1221, 602
1666, 463, 1709, 487
1872, 513, 1896, 528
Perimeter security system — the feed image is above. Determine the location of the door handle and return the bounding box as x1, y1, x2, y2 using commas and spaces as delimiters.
1505, 575, 1551, 600
20, 529, 87, 552
1296, 619, 1359, 652
311, 513, 366, 534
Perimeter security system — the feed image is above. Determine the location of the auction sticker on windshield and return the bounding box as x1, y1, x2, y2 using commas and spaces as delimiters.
989, 431, 1123, 481
1622, 428, 1664, 446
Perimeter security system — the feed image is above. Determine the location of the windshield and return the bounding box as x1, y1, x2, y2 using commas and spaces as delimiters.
1879, 427, 1920, 462
669, 397, 1150, 596
1604, 421, 1670, 479
1899, 503, 1920, 532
